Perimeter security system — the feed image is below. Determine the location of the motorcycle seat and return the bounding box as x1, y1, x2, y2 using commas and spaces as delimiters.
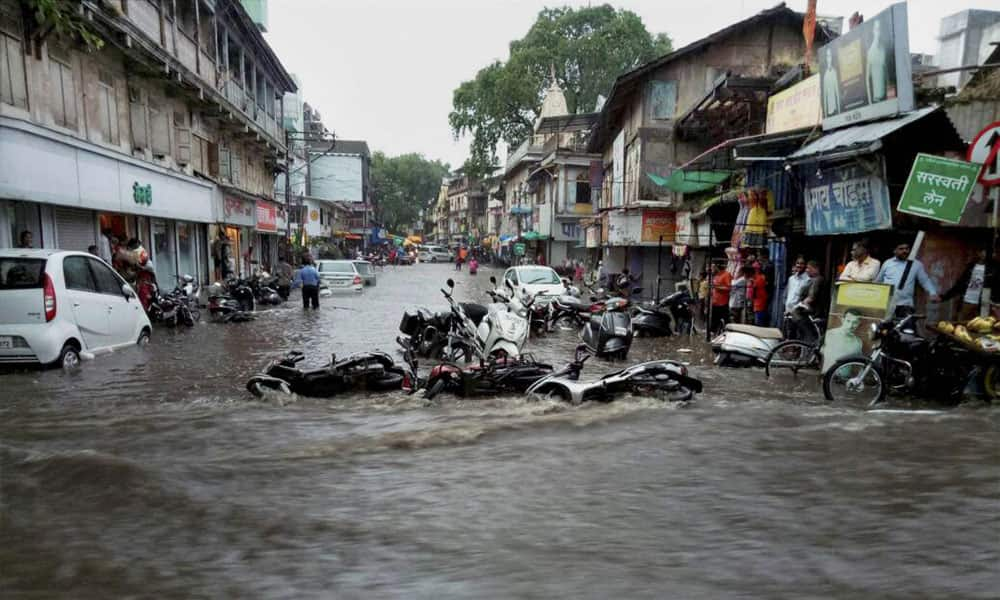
724, 323, 783, 340
460, 302, 488, 325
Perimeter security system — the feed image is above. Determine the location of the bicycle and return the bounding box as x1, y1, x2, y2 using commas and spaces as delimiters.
764, 314, 825, 378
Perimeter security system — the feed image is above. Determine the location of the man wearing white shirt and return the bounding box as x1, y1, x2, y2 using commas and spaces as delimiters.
839, 241, 880, 282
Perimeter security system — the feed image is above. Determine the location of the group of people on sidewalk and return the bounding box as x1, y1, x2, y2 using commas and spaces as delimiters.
706, 249, 775, 334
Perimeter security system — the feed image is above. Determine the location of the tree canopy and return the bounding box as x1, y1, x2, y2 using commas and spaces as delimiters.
449, 5, 672, 177
370, 152, 450, 232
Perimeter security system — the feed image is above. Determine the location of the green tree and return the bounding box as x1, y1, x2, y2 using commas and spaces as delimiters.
22, 0, 104, 50
450, 4, 672, 177
370, 152, 450, 232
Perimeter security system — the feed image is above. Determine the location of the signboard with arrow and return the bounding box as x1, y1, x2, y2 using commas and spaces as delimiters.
968, 121, 1000, 187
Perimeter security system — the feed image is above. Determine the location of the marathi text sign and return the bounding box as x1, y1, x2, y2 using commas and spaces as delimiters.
804, 163, 892, 236
255, 201, 277, 232
897, 154, 980, 224
640, 209, 676, 243
766, 75, 821, 134
818, 3, 914, 130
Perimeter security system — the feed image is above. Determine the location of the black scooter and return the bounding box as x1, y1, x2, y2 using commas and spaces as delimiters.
580, 289, 640, 359
632, 287, 696, 337
398, 302, 488, 359
247, 350, 406, 398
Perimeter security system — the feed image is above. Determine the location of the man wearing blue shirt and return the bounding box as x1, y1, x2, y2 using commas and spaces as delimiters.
295, 257, 321, 309
876, 242, 940, 317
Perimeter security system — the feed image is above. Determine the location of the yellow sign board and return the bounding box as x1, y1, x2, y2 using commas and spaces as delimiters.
834, 282, 893, 312
765, 75, 821, 134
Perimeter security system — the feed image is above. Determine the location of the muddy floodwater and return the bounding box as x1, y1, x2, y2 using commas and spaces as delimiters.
2, 263, 998, 598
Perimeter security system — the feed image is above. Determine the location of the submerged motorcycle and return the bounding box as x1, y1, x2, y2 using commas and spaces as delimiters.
632, 285, 697, 337
579, 290, 640, 359
526, 345, 703, 404
246, 350, 406, 398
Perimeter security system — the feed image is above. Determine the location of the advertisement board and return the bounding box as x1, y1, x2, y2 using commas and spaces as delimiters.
640, 209, 676, 243
897, 154, 981, 224
765, 75, 821, 134
822, 282, 894, 373
817, 3, 914, 131
804, 162, 892, 236
255, 201, 277, 232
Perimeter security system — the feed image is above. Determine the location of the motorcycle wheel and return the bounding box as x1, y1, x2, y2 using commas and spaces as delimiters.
553, 316, 579, 332
628, 376, 693, 402
367, 368, 405, 391
823, 357, 885, 408
246, 377, 292, 398
423, 378, 446, 400
981, 365, 1000, 402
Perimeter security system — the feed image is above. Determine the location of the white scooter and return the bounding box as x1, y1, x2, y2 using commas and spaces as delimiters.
442, 279, 530, 360
710, 322, 784, 367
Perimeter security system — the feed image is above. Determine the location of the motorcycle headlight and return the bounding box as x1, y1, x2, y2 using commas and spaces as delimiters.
614, 326, 629, 336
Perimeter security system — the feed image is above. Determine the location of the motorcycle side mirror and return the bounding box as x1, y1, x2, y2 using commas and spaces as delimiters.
562, 278, 570, 286
122, 284, 135, 300
446, 278, 455, 288
490, 276, 497, 285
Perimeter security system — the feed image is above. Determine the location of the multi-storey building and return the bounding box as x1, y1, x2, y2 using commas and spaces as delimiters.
307, 137, 370, 249
0, 0, 295, 282
446, 174, 486, 247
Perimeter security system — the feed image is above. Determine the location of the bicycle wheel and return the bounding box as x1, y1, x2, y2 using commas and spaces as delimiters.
822, 357, 885, 408
765, 340, 819, 378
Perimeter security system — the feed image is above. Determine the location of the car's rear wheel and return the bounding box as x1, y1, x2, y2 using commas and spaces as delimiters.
58, 343, 80, 369
137, 329, 151, 346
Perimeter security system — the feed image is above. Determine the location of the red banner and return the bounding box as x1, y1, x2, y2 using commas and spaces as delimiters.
641, 209, 676, 243
256, 201, 277, 232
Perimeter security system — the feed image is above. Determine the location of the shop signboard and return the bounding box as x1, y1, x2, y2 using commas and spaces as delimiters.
513, 242, 526, 256
640, 209, 676, 243
897, 154, 981, 224
822, 282, 894, 373
221, 195, 255, 227
817, 3, 914, 131
255, 201, 277, 232
585, 225, 599, 248
132, 182, 152, 206
765, 75, 821, 134
804, 162, 892, 236
967, 121, 1000, 186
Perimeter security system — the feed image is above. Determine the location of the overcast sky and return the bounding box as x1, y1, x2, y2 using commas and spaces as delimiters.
265, 0, 993, 169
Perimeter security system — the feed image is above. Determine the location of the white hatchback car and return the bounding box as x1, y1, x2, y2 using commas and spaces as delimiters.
417, 245, 454, 263
502, 265, 566, 301
0, 250, 152, 368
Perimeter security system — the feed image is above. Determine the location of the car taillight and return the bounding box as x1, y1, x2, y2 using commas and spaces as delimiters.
353, 275, 362, 285
43, 273, 57, 322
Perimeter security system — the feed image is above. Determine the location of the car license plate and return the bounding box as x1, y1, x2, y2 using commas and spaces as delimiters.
0, 336, 13, 349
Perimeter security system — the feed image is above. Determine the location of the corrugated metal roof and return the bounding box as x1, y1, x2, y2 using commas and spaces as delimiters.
789, 107, 938, 160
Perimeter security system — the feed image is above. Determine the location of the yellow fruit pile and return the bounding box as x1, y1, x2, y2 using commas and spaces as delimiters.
937, 316, 1000, 349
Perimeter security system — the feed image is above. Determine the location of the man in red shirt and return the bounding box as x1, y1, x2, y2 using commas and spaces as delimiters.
750, 267, 769, 326
710, 262, 732, 334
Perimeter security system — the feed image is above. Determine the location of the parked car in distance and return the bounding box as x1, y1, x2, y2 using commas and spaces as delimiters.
316, 260, 364, 294
0, 250, 152, 368
395, 251, 415, 266
352, 260, 377, 286
502, 265, 565, 301
418, 245, 454, 263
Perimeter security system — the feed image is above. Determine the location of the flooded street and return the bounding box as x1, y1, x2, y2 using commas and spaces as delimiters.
1, 264, 998, 599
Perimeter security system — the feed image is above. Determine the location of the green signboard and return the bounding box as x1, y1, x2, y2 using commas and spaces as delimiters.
897, 153, 981, 224
132, 182, 152, 206
513, 242, 526, 256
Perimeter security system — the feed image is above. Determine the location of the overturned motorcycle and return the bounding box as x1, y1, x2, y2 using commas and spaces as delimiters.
526, 345, 703, 404
246, 350, 406, 398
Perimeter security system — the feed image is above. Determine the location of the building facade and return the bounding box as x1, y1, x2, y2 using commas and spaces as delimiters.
0, 0, 295, 283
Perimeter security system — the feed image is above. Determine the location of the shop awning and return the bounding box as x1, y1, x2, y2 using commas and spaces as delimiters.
646, 169, 731, 194
788, 106, 940, 163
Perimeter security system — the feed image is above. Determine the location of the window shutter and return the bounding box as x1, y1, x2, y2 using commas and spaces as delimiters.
207, 141, 219, 177
174, 109, 191, 165
129, 85, 148, 149
218, 145, 230, 181
230, 149, 241, 185
191, 134, 203, 173
149, 98, 170, 156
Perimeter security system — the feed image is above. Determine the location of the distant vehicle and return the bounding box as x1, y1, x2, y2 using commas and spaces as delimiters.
352, 260, 377, 286
417, 245, 453, 263
315, 260, 363, 293
0, 250, 152, 368
396, 251, 415, 266
501, 265, 564, 300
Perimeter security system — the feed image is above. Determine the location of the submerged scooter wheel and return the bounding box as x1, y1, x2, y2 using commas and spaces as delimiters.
366, 368, 406, 391
246, 376, 292, 398
423, 378, 447, 400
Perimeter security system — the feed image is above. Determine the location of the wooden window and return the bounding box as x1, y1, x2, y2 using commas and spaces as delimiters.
177, 0, 197, 37
255, 69, 265, 110
174, 109, 191, 165
207, 140, 219, 177
199, 2, 215, 58
230, 146, 241, 185
95, 69, 119, 145
265, 81, 274, 117
0, 3, 27, 110
128, 85, 148, 150
218, 144, 231, 181
148, 97, 170, 157
48, 48, 76, 128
